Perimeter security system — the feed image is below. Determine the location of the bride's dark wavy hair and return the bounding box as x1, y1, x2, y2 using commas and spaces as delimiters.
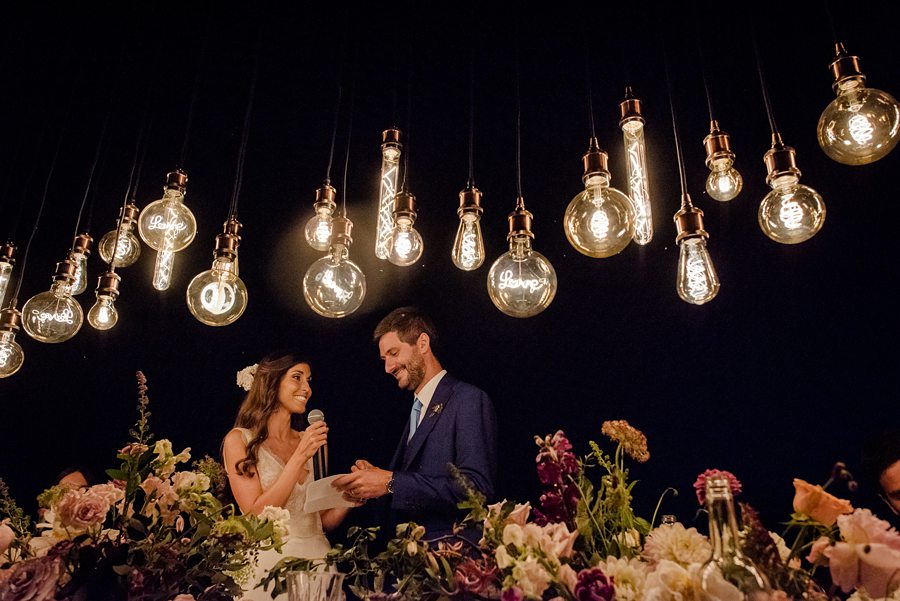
232, 350, 311, 477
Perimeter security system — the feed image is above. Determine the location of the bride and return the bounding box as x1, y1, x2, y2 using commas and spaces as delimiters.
222, 351, 355, 600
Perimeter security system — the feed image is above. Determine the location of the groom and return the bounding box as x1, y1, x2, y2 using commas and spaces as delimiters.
333, 306, 498, 539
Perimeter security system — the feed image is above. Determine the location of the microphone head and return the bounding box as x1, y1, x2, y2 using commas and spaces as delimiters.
307, 409, 325, 424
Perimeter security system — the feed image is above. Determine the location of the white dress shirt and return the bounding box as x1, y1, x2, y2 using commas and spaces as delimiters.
413, 369, 447, 426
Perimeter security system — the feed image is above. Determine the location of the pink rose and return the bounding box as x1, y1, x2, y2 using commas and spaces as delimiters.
825, 540, 900, 598
539, 522, 578, 559
0, 521, 14, 555
806, 536, 831, 565
836, 509, 900, 550
507, 502, 531, 527
792, 479, 853, 526
0, 556, 60, 601
56, 488, 110, 531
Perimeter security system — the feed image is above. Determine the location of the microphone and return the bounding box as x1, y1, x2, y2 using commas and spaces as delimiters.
307, 409, 328, 480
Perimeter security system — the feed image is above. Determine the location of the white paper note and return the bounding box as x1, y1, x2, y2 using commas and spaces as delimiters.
302, 474, 357, 513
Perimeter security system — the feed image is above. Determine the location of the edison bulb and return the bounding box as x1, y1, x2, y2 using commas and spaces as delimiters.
98, 227, 141, 268
1, 260, 14, 307
622, 120, 653, 244
759, 175, 826, 244
186, 257, 248, 326
676, 237, 720, 305
0, 330, 24, 378
304, 211, 334, 251
375, 129, 402, 259
706, 158, 743, 202
21, 281, 84, 343
451, 213, 485, 271
818, 81, 900, 165
386, 219, 424, 266
487, 236, 557, 318
138, 188, 197, 252
87, 295, 118, 330
564, 174, 634, 258
303, 243, 367, 318
68, 252, 89, 296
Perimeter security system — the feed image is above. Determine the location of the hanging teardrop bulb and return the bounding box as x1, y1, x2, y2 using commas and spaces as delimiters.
87, 270, 121, 330
386, 185, 424, 267
0, 307, 24, 378
703, 121, 743, 202
21, 259, 84, 343
0, 242, 17, 309
451, 185, 485, 271
674, 200, 720, 305
98, 202, 142, 268
304, 183, 337, 251
303, 215, 367, 318
620, 88, 654, 245
66, 233, 94, 296
758, 135, 826, 244
186, 219, 249, 327
374, 128, 402, 260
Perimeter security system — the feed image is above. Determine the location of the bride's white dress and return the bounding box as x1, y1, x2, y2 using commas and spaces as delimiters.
235, 428, 331, 601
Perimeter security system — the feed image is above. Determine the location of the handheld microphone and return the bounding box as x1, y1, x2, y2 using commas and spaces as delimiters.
307, 409, 328, 480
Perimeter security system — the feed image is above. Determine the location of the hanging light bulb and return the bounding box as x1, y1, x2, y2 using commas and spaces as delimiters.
703, 121, 743, 202
98, 202, 142, 268
138, 170, 195, 291
674, 198, 720, 305
487, 198, 557, 318
619, 87, 653, 245
386, 185, 424, 266
86, 270, 121, 330
66, 233, 93, 296
186, 219, 248, 327
303, 215, 367, 318
304, 183, 337, 251
21, 259, 84, 343
818, 43, 900, 165
758, 134, 826, 244
451, 185, 485, 271
0, 242, 17, 309
564, 137, 635, 258
0, 308, 24, 378
374, 128, 402, 260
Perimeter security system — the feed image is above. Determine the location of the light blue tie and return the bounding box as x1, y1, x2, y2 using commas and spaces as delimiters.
408, 398, 422, 442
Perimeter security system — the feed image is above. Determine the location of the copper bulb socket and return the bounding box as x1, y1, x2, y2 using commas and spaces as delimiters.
763, 136, 801, 183
95, 271, 121, 298
393, 190, 417, 221
674, 201, 708, 242
703, 122, 735, 167
332, 215, 354, 246
0, 242, 17, 264
829, 42, 865, 91
507, 202, 535, 239
165, 169, 189, 192
121, 202, 140, 221
53, 258, 78, 282
382, 128, 402, 149
314, 183, 337, 212
582, 138, 610, 178
214, 219, 243, 259
457, 186, 483, 217
0, 307, 22, 332
72, 233, 93, 255
619, 87, 645, 126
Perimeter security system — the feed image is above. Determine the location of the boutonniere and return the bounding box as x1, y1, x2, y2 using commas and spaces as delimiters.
430, 403, 444, 417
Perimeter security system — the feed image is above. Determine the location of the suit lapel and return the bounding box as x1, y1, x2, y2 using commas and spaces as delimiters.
402, 374, 457, 470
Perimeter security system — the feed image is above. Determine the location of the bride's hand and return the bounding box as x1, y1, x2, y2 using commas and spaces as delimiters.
294, 421, 328, 462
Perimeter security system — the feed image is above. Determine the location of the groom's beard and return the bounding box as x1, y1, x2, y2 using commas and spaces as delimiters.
399, 350, 426, 391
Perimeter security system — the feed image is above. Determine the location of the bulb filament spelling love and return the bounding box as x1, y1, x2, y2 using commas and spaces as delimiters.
316, 268, 354, 303
498, 269, 548, 293
32, 307, 75, 325
146, 214, 187, 234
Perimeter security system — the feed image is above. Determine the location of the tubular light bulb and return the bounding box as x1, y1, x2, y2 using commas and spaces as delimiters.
818, 43, 900, 165
66, 234, 93, 296
303, 216, 366, 318
21, 260, 84, 343
87, 271, 121, 331
759, 140, 825, 244
487, 201, 557, 318
386, 188, 424, 266
703, 123, 743, 202
153, 251, 175, 291
304, 184, 337, 251
674, 203, 720, 306
0, 243, 17, 309
563, 139, 635, 258
620, 88, 653, 245
0, 309, 24, 378
98, 203, 142, 268
374, 128, 402, 259
451, 186, 485, 271
186, 220, 248, 327
138, 170, 196, 252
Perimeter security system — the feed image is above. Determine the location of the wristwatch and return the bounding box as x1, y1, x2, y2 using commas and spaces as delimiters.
386, 477, 395, 494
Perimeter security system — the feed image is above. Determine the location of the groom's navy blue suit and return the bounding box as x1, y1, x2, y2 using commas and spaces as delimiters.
387, 373, 497, 539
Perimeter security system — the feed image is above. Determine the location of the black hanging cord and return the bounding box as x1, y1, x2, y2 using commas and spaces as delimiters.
324, 83, 343, 185
340, 87, 355, 217
515, 52, 523, 200
697, 40, 716, 123
71, 113, 111, 243
123, 114, 148, 209
663, 51, 689, 199
131, 118, 150, 202
467, 45, 476, 188
400, 42, 412, 191
178, 28, 208, 170
824, 0, 839, 44
753, 34, 781, 137
8, 124, 47, 242
227, 36, 262, 221
584, 37, 597, 139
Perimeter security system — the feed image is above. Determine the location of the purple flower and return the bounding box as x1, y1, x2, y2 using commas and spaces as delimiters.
537, 460, 563, 486
693, 469, 742, 506
501, 585, 524, 601
0, 556, 60, 601
573, 567, 615, 601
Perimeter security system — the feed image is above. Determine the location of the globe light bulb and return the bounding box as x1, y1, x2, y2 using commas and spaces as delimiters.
374, 128, 402, 259
66, 233, 93, 296
759, 139, 825, 244
98, 203, 142, 268
451, 186, 485, 271
0, 309, 25, 378
674, 202, 720, 306
186, 220, 248, 327
0, 242, 18, 309
21, 260, 84, 343
304, 183, 337, 251
620, 88, 653, 245
703, 122, 743, 202
487, 201, 557, 318
303, 216, 366, 318
386, 188, 424, 267
564, 139, 635, 258
138, 170, 196, 252
817, 43, 900, 165
87, 271, 121, 331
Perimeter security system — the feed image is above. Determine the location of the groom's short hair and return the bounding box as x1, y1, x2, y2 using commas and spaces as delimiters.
373, 306, 438, 348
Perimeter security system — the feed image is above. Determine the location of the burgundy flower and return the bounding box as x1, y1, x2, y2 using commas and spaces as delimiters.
501, 585, 524, 601
537, 491, 567, 524
455, 557, 500, 596
573, 567, 615, 601
537, 460, 563, 486
0, 556, 60, 601
693, 469, 742, 506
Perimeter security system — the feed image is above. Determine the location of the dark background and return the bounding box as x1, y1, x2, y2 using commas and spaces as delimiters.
1, 1, 897, 536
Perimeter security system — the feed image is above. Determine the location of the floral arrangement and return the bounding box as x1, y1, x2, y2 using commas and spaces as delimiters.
0, 371, 286, 601
236, 364, 258, 392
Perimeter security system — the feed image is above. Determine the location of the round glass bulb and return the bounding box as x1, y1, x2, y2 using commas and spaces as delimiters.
676, 237, 720, 305
0, 331, 24, 378
563, 174, 635, 258
69, 252, 89, 296
487, 236, 557, 318
705, 158, 743, 202
303, 244, 367, 318
758, 175, 826, 244
186, 257, 248, 326
451, 213, 485, 271
98, 227, 142, 268
304, 211, 334, 251
818, 79, 900, 165
87, 295, 119, 330
386, 219, 424, 266
137, 190, 197, 252
21, 281, 84, 343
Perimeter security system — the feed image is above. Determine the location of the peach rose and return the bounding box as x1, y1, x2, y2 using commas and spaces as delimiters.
792, 478, 853, 526
56, 489, 110, 532
0, 521, 14, 555
507, 502, 531, 527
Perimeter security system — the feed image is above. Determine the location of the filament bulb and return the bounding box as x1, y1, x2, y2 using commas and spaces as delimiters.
21, 261, 84, 343
374, 129, 402, 259
451, 187, 485, 271
676, 237, 720, 305
620, 89, 653, 244
0, 308, 24, 378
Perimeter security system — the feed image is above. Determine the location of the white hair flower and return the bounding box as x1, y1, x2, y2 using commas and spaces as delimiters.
236, 364, 258, 391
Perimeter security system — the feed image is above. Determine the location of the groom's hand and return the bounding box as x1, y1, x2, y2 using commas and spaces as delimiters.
332, 467, 393, 501
351, 459, 375, 472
